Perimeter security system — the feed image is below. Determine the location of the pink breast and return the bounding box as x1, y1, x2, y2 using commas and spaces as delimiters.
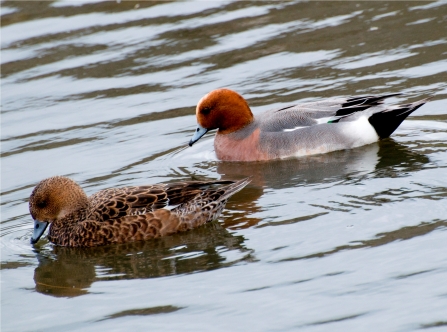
214, 128, 269, 161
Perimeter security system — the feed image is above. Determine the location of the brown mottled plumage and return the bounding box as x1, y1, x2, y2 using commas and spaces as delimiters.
29, 176, 250, 247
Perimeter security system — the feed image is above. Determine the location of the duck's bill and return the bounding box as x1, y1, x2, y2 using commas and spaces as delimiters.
188, 125, 208, 146
30, 220, 49, 244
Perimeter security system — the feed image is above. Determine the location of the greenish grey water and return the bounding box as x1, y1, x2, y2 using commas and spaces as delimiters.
1, 1, 447, 331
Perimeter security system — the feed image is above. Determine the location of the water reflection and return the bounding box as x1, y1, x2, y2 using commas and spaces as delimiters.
374, 139, 431, 176
279, 219, 447, 262
99, 305, 185, 321
33, 222, 253, 297
2, 0, 446, 328
187, 139, 430, 229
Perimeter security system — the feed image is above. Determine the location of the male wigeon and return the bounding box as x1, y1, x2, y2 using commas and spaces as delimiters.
29, 176, 250, 247
189, 89, 430, 161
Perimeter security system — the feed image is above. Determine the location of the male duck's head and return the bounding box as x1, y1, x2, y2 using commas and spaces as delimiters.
29, 176, 88, 244
189, 88, 254, 146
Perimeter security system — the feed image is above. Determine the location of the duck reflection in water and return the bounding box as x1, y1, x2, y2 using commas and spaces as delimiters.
33, 221, 254, 297
211, 139, 430, 229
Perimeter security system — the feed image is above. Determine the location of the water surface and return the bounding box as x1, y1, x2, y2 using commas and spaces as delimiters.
2, 1, 447, 331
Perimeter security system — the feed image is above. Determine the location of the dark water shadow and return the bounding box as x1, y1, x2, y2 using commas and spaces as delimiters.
304, 312, 368, 327
420, 321, 447, 329
279, 219, 447, 263
97, 305, 184, 322
32, 222, 254, 298
374, 139, 432, 177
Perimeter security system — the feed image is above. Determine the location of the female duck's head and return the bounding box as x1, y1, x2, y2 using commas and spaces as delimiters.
29, 176, 88, 244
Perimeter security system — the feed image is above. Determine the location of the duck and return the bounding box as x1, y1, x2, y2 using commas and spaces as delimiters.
29, 176, 250, 247
188, 89, 430, 161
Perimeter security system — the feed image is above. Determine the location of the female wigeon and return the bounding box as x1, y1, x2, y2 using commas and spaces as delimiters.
29, 176, 250, 247
189, 89, 430, 161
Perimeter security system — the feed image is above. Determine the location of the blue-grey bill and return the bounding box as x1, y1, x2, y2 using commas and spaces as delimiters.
189, 125, 208, 146
30, 220, 49, 244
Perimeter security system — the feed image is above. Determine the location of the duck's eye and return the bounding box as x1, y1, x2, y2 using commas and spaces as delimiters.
37, 201, 47, 208
201, 107, 211, 115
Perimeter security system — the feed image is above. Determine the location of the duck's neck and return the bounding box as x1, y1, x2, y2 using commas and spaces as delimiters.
48, 206, 90, 246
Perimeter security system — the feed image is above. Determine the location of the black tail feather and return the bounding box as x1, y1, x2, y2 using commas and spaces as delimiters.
337, 94, 401, 116
368, 98, 430, 139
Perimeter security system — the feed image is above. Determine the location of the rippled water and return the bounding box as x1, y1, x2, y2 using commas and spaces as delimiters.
2, 1, 447, 331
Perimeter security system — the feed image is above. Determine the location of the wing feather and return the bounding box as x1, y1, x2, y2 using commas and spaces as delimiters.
260, 94, 400, 132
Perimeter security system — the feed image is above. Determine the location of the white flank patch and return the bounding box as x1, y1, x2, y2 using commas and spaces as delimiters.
348, 115, 379, 145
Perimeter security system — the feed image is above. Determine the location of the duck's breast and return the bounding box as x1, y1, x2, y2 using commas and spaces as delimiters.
214, 122, 270, 161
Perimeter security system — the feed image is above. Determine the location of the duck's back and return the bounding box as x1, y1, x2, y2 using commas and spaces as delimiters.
87, 185, 170, 222
257, 95, 397, 132
86, 181, 238, 222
